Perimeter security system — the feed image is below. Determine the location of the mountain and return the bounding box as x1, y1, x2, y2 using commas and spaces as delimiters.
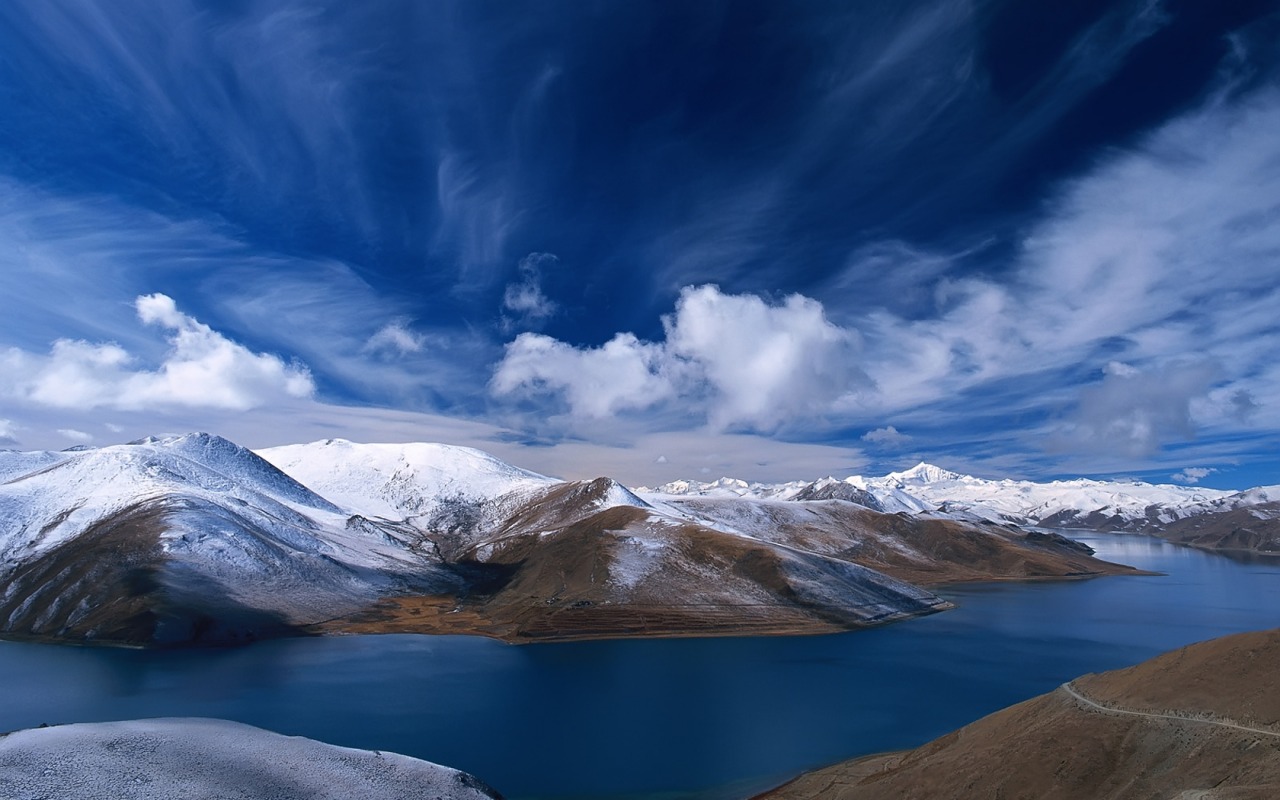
1157, 500, 1280, 554
643, 462, 1280, 554
300, 474, 955, 643
756, 627, 1280, 799
0, 434, 457, 645
642, 496, 1128, 588
0, 718, 501, 800
256, 438, 557, 522
0, 435, 1148, 647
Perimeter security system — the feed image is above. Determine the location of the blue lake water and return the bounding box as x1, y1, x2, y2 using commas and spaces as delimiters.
1, 532, 1278, 799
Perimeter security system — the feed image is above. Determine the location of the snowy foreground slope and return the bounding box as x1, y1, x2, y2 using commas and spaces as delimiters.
0, 718, 501, 800
0, 435, 1150, 647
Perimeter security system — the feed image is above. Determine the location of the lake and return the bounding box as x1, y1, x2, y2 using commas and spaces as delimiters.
1, 532, 1278, 799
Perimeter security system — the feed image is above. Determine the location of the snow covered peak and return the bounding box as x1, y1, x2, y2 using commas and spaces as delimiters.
636, 476, 810, 500
256, 439, 558, 520
884, 462, 965, 485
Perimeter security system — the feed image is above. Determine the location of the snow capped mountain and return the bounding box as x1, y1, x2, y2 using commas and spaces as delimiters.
0, 434, 457, 645
0, 434, 1219, 648
256, 438, 557, 520
638, 476, 811, 500
882, 462, 965, 485
642, 462, 1242, 529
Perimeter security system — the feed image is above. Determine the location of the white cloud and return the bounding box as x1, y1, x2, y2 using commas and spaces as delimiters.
0, 418, 18, 447
501, 252, 558, 330
1172, 467, 1215, 484
493, 284, 866, 431
492, 332, 677, 418
57, 428, 93, 443
664, 285, 866, 430
104, 423, 124, 433
490, 83, 1280, 462
862, 426, 910, 446
363, 320, 426, 356
3, 294, 314, 412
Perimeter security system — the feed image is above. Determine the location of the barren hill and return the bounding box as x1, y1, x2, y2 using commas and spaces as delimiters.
757, 628, 1280, 800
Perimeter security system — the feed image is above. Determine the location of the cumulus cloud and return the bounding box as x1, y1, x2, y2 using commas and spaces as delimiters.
492, 284, 866, 430
492, 332, 677, 418
501, 252, 558, 331
3, 294, 314, 412
57, 428, 93, 443
862, 425, 910, 446
1172, 466, 1215, 484
665, 285, 866, 429
363, 320, 426, 357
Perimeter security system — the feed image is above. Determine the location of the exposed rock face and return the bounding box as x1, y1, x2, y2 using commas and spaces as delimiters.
0, 718, 503, 800
756, 628, 1280, 800
1156, 502, 1280, 555
791, 479, 885, 510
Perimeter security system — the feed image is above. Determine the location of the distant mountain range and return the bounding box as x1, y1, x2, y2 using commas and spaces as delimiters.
9, 434, 1268, 648
642, 462, 1280, 553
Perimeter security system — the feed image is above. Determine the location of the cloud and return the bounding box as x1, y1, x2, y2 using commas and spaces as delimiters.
493, 284, 866, 430
0, 418, 18, 447
1172, 466, 1215, 484
1049, 360, 1222, 458
862, 426, 910, 446
57, 428, 93, 443
501, 252, 558, 330
3, 294, 314, 412
665, 285, 867, 429
363, 320, 426, 357
492, 332, 677, 418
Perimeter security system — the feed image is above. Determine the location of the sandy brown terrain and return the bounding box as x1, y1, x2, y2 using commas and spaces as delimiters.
756, 628, 1280, 800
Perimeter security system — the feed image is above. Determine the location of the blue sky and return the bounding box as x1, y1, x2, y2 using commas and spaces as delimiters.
2, 0, 1280, 488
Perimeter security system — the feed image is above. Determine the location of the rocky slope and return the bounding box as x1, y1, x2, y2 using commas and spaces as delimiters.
0, 718, 502, 800
1156, 501, 1280, 555
643, 496, 1137, 587
756, 628, 1280, 799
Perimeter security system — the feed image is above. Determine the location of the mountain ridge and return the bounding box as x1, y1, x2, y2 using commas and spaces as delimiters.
0, 435, 1156, 647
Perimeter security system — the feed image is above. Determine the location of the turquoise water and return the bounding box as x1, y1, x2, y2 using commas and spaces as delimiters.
1, 532, 1277, 799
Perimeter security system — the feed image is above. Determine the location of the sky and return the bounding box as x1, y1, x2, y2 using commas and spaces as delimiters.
2, 0, 1280, 489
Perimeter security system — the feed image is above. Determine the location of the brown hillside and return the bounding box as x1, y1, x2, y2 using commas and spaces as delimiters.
757, 628, 1280, 800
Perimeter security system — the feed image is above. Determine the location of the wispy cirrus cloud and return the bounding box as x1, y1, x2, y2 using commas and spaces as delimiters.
495, 83, 1280, 476
501, 252, 559, 331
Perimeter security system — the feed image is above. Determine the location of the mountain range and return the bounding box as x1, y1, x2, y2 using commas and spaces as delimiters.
5, 434, 1270, 648
643, 462, 1280, 554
